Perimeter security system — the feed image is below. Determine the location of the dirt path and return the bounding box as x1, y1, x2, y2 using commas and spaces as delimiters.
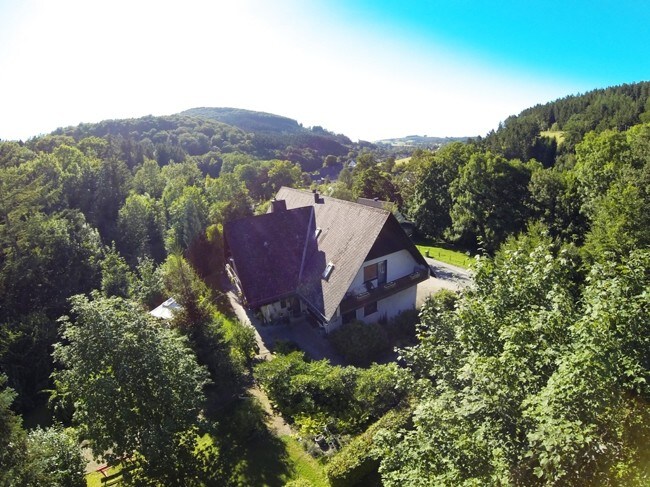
248, 385, 292, 437
227, 290, 273, 361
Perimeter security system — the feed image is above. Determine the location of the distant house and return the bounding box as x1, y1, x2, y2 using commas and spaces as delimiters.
310, 162, 343, 184
149, 297, 181, 320
224, 187, 429, 332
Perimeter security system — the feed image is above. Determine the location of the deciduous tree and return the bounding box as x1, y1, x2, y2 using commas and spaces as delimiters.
52, 294, 209, 480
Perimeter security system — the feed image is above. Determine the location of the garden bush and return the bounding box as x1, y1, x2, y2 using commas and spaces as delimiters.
325, 406, 412, 487
329, 320, 389, 366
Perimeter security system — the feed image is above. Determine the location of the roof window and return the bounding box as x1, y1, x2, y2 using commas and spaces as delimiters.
322, 262, 334, 280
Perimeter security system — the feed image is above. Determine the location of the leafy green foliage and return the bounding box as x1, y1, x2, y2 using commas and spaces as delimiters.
2, 89, 650, 484
379, 231, 649, 485
255, 353, 406, 435
352, 166, 400, 203
100, 244, 132, 298
482, 81, 650, 158
52, 294, 210, 479
116, 193, 166, 264
449, 152, 534, 250
326, 406, 412, 487
329, 320, 389, 366
407, 143, 473, 238
0, 374, 28, 486
23, 426, 86, 487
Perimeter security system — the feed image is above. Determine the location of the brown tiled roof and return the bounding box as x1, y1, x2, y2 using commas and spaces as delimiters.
224, 205, 314, 308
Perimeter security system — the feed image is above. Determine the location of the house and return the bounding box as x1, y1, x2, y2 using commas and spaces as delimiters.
224, 187, 429, 332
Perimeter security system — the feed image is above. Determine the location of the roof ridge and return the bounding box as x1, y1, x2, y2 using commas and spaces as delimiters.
278, 187, 391, 215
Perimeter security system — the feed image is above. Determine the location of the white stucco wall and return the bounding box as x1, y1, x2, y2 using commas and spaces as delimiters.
347, 249, 420, 296
360, 285, 417, 324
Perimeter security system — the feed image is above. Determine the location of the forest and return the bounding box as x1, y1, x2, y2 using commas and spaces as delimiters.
1, 81, 649, 486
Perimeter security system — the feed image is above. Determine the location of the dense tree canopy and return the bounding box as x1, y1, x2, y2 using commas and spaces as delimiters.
52, 294, 210, 481
1, 87, 649, 484
379, 234, 649, 485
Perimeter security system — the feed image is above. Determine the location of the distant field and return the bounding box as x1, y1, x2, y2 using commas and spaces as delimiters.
415, 241, 474, 269
540, 130, 566, 144
395, 156, 411, 166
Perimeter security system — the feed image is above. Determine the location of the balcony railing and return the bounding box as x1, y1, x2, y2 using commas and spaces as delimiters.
340, 267, 429, 314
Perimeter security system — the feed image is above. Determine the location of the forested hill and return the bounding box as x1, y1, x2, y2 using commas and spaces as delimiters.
179, 107, 359, 169
2, 82, 649, 485
51, 111, 360, 173
481, 80, 650, 165
180, 107, 303, 134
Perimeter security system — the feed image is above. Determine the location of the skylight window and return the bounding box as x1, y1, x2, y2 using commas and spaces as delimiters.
322, 262, 334, 280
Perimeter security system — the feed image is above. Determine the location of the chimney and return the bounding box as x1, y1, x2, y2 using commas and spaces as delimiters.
313, 191, 320, 203
271, 199, 287, 212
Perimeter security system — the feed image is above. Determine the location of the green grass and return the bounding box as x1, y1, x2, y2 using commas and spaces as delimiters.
281, 436, 329, 486
540, 130, 566, 145
86, 465, 122, 487
206, 395, 328, 486
415, 241, 474, 269
395, 156, 411, 166
84, 398, 328, 486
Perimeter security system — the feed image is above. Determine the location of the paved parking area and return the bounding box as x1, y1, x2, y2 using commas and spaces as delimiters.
227, 291, 344, 364
416, 258, 473, 306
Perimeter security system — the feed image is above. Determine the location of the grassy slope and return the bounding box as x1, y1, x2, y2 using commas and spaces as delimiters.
415, 241, 474, 269
281, 436, 329, 487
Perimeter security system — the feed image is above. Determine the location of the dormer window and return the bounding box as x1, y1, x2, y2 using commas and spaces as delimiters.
315, 227, 322, 239
322, 262, 334, 280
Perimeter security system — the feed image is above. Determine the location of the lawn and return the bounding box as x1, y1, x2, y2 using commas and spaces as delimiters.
86, 465, 122, 487
415, 241, 474, 269
202, 428, 327, 486
395, 156, 412, 166
208, 395, 328, 486
281, 436, 329, 487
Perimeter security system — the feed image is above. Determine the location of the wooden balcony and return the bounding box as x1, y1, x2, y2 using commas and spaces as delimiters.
340, 267, 429, 314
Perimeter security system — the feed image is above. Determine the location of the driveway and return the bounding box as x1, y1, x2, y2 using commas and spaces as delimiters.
416, 258, 473, 306
228, 258, 472, 364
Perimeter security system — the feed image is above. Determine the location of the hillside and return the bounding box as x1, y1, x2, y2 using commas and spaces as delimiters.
51, 110, 363, 173
1, 80, 649, 486
181, 107, 303, 134
481, 80, 650, 165
180, 107, 359, 171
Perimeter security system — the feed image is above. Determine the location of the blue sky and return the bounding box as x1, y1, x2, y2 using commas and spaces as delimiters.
0, 0, 648, 141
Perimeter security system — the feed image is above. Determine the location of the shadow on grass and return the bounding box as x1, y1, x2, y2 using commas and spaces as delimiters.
211, 394, 294, 486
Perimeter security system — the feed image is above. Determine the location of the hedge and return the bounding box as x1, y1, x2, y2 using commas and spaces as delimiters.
325, 405, 412, 487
